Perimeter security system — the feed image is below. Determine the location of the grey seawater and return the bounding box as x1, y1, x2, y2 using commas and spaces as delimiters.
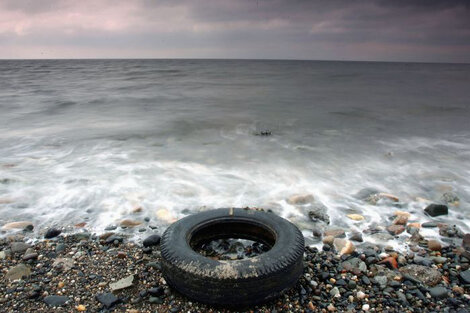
0, 59, 469, 246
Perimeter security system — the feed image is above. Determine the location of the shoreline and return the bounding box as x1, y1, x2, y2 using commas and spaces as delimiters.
1, 212, 470, 312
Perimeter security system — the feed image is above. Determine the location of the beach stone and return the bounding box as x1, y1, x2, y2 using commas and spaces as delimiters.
143, 234, 161, 247
427, 240, 442, 251
394, 210, 411, 218
120, 219, 142, 227
44, 295, 69, 306
0, 251, 5, 259
370, 232, 394, 241
429, 286, 448, 299
346, 214, 364, 221
422, 222, 438, 228
308, 202, 330, 224
2, 221, 34, 231
452, 285, 464, 294
96, 293, 120, 309
432, 256, 447, 264
424, 204, 448, 217
386, 225, 405, 235
286, 193, 314, 205
56, 243, 66, 253
439, 224, 464, 238
149, 296, 163, 304
393, 215, 408, 225
44, 228, 62, 239
323, 235, 335, 246
459, 269, 470, 284
441, 191, 459, 205
333, 238, 355, 255
462, 234, 470, 250
53, 258, 74, 272
22, 248, 38, 261
374, 276, 388, 289
148, 286, 164, 297
110, 275, 134, 291
10, 242, 30, 253
349, 232, 363, 242
399, 264, 441, 286
6, 264, 31, 281
324, 228, 345, 238
330, 286, 340, 297
342, 258, 367, 273
354, 188, 379, 200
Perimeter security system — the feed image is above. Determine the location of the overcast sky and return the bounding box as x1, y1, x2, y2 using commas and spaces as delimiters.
0, 0, 469, 62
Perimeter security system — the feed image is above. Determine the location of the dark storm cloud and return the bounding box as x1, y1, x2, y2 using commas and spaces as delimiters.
0, 0, 469, 62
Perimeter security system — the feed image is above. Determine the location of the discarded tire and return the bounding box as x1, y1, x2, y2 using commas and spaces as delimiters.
160, 208, 304, 306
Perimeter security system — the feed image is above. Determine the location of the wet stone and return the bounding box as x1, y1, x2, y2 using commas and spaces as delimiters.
44, 295, 69, 306
6, 263, 31, 281
429, 286, 448, 299
10, 242, 30, 253
399, 265, 442, 286
459, 269, 470, 284
143, 234, 161, 247
96, 293, 120, 309
44, 228, 62, 239
424, 204, 448, 217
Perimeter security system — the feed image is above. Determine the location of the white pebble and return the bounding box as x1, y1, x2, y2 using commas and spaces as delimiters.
362, 304, 370, 311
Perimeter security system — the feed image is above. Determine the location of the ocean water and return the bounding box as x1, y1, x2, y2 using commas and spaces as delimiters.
1, 59, 469, 245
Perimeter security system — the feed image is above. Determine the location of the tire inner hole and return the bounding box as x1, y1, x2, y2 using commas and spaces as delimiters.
189, 220, 276, 260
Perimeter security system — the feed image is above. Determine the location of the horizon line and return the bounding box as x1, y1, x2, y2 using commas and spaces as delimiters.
0, 57, 469, 65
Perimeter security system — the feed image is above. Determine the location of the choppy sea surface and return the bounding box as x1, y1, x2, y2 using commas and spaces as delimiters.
1, 59, 469, 246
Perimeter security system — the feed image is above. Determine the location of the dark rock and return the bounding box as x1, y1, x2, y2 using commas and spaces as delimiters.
44, 295, 69, 306
429, 286, 448, 299
422, 222, 438, 228
96, 293, 120, 309
105, 225, 117, 231
143, 234, 161, 247
459, 269, 470, 284
149, 296, 163, 304
44, 228, 62, 239
424, 204, 448, 217
148, 286, 164, 297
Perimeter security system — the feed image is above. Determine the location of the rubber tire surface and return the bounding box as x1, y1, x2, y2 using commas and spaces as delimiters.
160, 208, 304, 307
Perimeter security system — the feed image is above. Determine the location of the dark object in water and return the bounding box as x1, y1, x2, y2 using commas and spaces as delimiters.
255, 130, 272, 136
160, 208, 304, 307
424, 204, 448, 217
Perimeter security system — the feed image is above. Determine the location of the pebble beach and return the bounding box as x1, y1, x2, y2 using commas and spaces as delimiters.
1, 191, 470, 312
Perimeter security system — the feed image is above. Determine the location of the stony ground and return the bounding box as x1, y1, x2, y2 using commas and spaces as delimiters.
1, 227, 470, 313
